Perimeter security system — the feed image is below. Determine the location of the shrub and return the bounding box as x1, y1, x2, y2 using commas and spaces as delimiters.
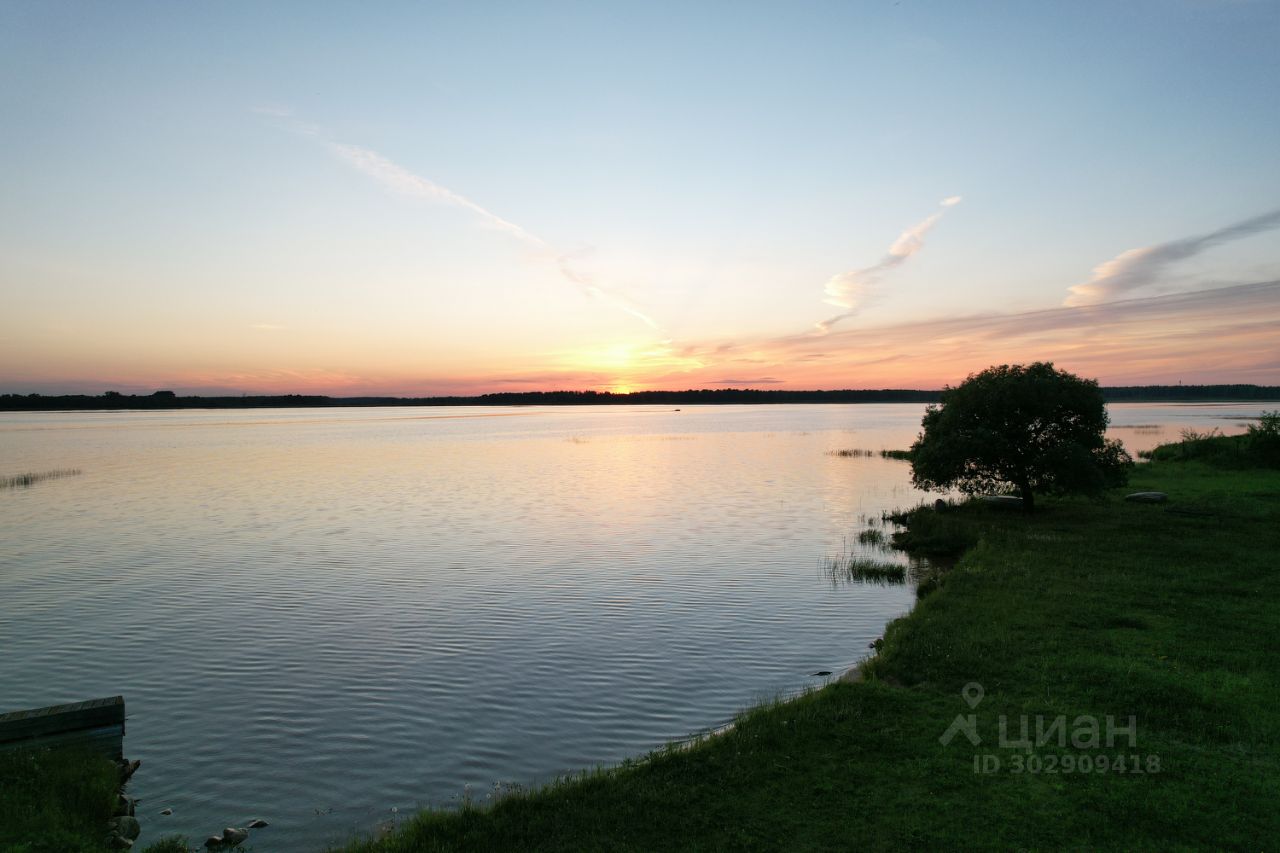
910, 363, 1132, 510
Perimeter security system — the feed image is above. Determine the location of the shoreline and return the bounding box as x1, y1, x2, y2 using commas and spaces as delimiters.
335, 454, 1280, 850
7, 438, 1277, 850
5, 386, 1280, 413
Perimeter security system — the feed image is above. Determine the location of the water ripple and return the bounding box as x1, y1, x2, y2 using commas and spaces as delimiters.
2, 403, 1250, 850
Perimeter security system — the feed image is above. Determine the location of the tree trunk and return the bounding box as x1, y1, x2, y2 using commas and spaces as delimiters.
1019, 480, 1035, 512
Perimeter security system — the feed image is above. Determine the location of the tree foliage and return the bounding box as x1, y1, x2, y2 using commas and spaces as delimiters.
909, 363, 1132, 509
1246, 410, 1280, 467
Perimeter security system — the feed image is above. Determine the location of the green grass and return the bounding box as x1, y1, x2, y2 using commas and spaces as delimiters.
0, 747, 118, 853
887, 504, 977, 558
1142, 429, 1280, 469
337, 456, 1280, 851
1140, 413, 1280, 469
0, 749, 192, 853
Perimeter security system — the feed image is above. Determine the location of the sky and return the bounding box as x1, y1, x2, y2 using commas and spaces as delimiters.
2, 1, 1278, 395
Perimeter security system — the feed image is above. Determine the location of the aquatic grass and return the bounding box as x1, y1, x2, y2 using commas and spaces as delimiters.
3, 468, 83, 489
821, 530, 908, 585
844, 557, 906, 583
822, 554, 907, 585
828, 448, 916, 461
856, 528, 886, 547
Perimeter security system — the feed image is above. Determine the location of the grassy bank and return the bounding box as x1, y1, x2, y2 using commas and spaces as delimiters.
0, 748, 189, 853
339, 456, 1280, 851
0, 748, 117, 853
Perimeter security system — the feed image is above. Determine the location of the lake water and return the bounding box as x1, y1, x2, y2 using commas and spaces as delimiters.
0, 402, 1267, 850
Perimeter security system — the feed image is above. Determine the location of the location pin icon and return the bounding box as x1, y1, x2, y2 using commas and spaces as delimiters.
962, 682, 984, 709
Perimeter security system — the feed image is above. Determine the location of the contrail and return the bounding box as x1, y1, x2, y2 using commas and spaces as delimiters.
260, 108, 659, 330
328, 143, 551, 249
555, 255, 660, 329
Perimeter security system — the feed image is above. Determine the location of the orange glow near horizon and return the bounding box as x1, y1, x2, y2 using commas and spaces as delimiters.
5, 281, 1276, 397
5, 6, 1280, 402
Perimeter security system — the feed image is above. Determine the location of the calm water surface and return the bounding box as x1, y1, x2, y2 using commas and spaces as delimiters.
0, 403, 1266, 849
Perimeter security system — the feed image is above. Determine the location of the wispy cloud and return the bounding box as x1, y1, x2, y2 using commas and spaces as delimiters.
45, 281, 1277, 396
1065, 208, 1280, 306
261, 108, 658, 330
817, 196, 962, 333
662, 280, 1280, 388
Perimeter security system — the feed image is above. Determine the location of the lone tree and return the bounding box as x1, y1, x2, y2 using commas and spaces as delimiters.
910, 362, 1132, 510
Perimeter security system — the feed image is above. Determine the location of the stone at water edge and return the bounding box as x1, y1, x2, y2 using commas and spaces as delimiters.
222, 827, 249, 845
109, 815, 141, 840
1125, 491, 1168, 503
204, 837, 223, 850
106, 834, 134, 849
160, 808, 173, 816
247, 818, 269, 828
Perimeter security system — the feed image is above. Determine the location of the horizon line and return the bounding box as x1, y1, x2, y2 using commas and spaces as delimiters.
4, 383, 1280, 408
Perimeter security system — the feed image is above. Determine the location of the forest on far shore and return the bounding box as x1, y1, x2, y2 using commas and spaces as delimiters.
3, 385, 1279, 411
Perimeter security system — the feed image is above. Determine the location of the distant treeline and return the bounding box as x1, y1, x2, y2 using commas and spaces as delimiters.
1098, 385, 1280, 402
2, 385, 1278, 411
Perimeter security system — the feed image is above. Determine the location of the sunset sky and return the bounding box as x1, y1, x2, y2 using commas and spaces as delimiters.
2, 1, 1278, 395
